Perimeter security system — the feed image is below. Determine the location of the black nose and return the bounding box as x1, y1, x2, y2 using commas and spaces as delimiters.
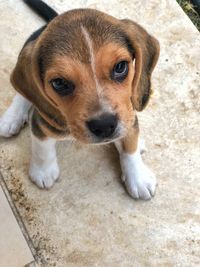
87, 113, 118, 138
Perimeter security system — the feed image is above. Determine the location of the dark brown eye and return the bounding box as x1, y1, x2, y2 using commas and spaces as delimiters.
50, 78, 75, 96
111, 61, 129, 82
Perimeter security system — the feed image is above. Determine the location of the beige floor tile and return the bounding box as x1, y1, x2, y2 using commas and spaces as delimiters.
0, 0, 200, 266
0, 179, 35, 267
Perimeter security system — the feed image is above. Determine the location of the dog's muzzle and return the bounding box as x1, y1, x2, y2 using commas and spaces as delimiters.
86, 113, 118, 139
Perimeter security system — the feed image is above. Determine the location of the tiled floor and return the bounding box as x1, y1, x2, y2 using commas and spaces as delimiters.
0, 174, 35, 267
0, 0, 200, 266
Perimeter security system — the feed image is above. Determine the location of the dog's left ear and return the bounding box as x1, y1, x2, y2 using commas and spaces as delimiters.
121, 19, 160, 111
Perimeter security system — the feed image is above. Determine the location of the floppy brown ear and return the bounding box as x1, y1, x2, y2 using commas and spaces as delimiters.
10, 41, 66, 130
121, 19, 160, 111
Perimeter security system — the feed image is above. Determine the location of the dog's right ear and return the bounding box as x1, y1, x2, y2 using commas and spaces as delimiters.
10, 41, 66, 130
121, 19, 160, 111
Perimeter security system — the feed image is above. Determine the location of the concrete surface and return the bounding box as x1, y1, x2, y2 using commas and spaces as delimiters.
0, 0, 200, 266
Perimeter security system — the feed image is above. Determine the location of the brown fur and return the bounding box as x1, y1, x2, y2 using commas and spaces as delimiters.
122, 116, 139, 153
31, 109, 69, 140
11, 8, 159, 147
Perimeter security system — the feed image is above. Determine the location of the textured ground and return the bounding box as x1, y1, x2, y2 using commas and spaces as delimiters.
0, 0, 200, 266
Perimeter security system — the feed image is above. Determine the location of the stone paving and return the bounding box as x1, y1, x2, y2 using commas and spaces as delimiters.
0, 0, 200, 266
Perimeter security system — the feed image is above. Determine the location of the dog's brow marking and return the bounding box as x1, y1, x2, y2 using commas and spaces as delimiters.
81, 26, 102, 96
81, 26, 114, 114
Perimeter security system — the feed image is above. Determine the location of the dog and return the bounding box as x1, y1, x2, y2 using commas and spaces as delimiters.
0, 0, 160, 200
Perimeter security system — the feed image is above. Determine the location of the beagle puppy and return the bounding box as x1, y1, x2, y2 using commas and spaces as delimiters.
0, 0, 160, 200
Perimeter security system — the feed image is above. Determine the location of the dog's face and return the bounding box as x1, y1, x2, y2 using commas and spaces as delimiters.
12, 9, 159, 143
44, 42, 135, 143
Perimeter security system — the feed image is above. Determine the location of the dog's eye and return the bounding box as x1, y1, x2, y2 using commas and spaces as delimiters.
50, 78, 75, 96
111, 61, 129, 82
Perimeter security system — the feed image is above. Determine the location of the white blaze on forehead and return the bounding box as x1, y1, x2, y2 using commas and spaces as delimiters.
81, 26, 102, 96
81, 26, 114, 113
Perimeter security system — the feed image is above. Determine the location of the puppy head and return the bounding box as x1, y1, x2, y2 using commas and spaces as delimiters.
12, 9, 159, 144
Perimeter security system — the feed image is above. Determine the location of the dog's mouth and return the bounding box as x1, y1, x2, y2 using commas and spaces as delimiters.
92, 134, 123, 145
87, 125, 126, 145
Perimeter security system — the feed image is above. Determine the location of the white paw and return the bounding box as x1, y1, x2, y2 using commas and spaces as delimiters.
29, 160, 60, 189
121, 152, 157, 200
0, 112, 28, 137
123, 163, 156, 200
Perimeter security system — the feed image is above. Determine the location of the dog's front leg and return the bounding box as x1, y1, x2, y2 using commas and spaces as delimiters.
29, 134, 59, 189
115, 118, 157, 200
